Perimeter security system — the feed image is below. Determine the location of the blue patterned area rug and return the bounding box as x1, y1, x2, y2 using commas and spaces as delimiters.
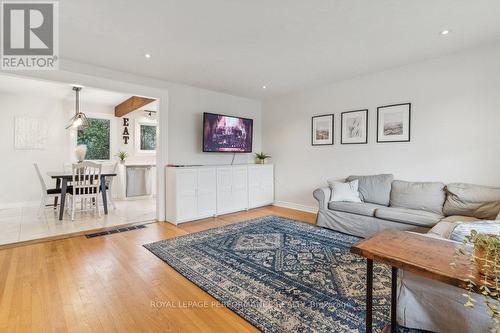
144, 216, 401, 332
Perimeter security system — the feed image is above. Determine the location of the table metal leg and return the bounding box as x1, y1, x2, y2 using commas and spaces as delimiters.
391, 267, 398, 333
366, 259, 373, 333
54, 178, 61, 208
59, 179, 67, 221
100, 176, 108, 215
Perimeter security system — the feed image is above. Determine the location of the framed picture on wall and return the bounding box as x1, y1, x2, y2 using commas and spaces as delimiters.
135, 118, 158, 154
377, 103, 411, 143
341, 109, 368, 144
311, 114, 334, 145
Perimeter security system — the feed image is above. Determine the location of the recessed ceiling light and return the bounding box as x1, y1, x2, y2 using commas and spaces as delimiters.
440, 29, 451, 36
145, 53, 152, 58
262, 85, 267, 90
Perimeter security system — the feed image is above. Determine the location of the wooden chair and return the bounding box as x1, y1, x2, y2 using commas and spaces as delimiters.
34, 163, 62, 215
67, 161, 102, 221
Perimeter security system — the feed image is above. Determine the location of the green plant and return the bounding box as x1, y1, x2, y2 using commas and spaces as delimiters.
452, 230, 499, 331
116, 150, 128, 162
254, 152, 271, 161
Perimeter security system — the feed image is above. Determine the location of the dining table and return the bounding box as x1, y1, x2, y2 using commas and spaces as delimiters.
47, 171, 117, 220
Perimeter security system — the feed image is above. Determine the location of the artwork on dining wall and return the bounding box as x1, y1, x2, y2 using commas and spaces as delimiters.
341, 109, 368, 144
311, 114, 334, 145
377, 103, 411, 143
14, 117, 48, 150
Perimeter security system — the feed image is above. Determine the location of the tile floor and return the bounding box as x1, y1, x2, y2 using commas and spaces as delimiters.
0, 197, 156, 245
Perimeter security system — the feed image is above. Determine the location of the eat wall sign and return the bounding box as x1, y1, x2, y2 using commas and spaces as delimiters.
123, 118, 130, 144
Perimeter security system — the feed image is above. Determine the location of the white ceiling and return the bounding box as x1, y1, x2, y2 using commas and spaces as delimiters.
0, 75, 159, 110
60, 0, 500, 99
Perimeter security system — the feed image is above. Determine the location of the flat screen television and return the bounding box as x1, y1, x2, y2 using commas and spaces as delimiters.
203, 112, 253, 153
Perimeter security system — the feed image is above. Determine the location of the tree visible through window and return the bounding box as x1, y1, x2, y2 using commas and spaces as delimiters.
77, 118, 111, 160
140, 124, 157, 151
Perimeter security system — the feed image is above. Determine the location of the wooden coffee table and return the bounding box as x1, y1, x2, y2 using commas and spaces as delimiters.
351, 229, 483, 333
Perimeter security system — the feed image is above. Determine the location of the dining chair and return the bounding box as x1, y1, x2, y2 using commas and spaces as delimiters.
67, 161, 102, 221
34, 163, 62, 215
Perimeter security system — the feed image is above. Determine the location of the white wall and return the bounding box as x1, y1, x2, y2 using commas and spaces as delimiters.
262, 43, 500, 210
167, 84, 262, 166
0, 93, 71, 206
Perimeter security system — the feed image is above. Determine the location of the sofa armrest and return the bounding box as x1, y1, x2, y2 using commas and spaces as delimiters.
313, 187, 331, 211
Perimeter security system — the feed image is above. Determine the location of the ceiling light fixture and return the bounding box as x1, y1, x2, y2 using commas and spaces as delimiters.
144, 110, 157, 117
145, 53, 152, 58
66, 86, 89, 130
262, 85, 267, 90
440, 29, 451, 36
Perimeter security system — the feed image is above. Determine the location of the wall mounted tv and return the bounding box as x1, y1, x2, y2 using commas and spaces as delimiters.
203, 112, 253, 153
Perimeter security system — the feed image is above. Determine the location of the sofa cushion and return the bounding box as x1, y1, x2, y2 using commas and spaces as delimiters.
328, 180, 361, 203
449, 220, 500, 242
375, 207, 443, 227
345, 174, 394, 206
328, 201, 385, 217
428, 221, 457, 239
428, 216, 480, 239
439, 215, 480, 223
443, 183, 500, 220
390, 180, 446, 215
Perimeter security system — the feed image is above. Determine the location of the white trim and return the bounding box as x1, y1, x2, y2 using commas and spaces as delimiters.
0, 201, 39, 209
273, 200, 318, 214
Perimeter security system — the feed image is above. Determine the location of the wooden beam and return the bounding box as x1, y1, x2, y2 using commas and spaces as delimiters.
115, 96, 156, 117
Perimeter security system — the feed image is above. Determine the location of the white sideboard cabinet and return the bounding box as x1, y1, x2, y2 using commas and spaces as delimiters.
166, 164, 274, 224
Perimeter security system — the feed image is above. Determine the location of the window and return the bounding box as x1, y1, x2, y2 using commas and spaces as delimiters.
77, 118, 111, 160
135, 119, 157, 154
140, 124, 157, 151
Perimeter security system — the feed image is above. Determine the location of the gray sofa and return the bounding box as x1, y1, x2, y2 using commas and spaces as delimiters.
313, 174, 500, 238
314, 174, 500, 333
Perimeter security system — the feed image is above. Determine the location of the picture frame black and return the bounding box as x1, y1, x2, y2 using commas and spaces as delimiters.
376, 103, 411, 143
311, 114, 334, 146
340, 109, 368, 144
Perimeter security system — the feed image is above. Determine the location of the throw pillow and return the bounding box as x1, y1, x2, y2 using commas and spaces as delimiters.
328, 179, 362, 203
449, 220, 500, 243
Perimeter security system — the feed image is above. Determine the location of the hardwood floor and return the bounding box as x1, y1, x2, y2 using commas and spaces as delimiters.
0, 206, 316, 333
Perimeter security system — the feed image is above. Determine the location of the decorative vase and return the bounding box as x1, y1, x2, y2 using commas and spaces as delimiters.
257, 159, 265, 164
75, 144, 87, 162
474, 242, 498, 276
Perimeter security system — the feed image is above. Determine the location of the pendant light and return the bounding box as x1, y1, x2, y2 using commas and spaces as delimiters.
66, 86, 89, 129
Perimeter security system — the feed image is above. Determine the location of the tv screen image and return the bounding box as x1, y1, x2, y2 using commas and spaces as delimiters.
203, 113, 253, 152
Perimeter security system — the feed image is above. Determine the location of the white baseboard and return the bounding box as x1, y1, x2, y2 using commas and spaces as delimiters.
0, 201, 39, 210
273, 200, 318, 214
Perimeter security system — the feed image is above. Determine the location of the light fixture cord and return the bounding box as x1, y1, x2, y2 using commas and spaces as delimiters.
76, 88, 80, 114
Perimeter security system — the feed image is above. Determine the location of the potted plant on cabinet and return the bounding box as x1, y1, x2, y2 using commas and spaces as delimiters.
254, 152, 271, 164
116, 150, 128, 164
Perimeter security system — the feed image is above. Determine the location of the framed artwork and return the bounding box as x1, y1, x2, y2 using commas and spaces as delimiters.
311, 114, 334, 146
341, 109, 368, 144
377, 103, 411, 143
14, 117, 48, 150
135, 118, 158, 154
